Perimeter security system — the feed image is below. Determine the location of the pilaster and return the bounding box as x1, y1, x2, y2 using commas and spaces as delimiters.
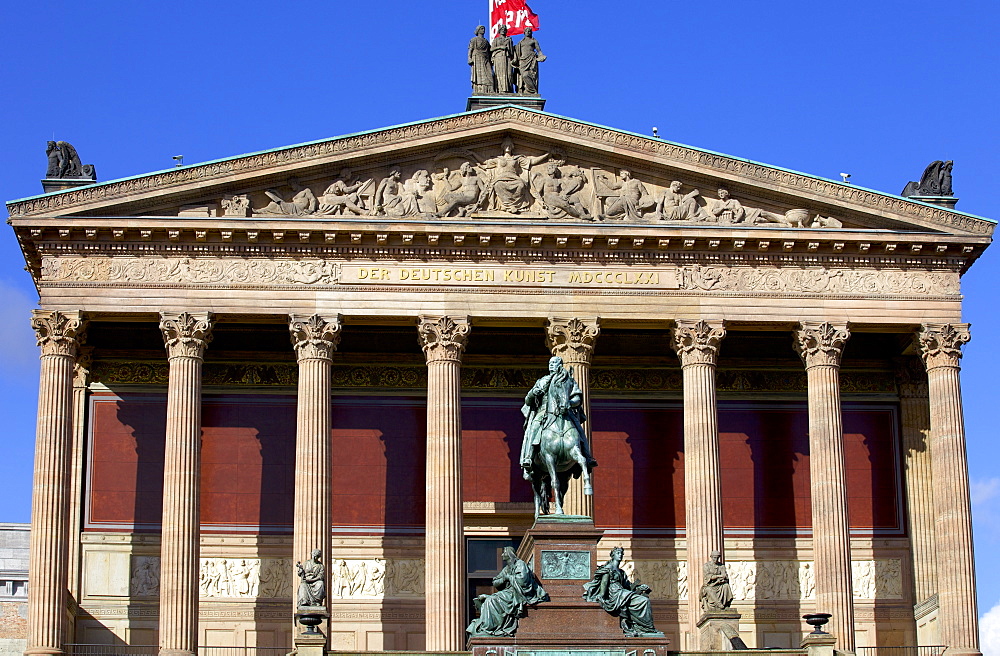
671, 319, 726, 645
545, 317, 600, 517
418, 316, 470, 651
25, 311, 87, 656
793, 321, 854, 652
66, 346, 93, 631
917, 323, 980, 656
289, 314, 342, 635
158, 312, 213, 656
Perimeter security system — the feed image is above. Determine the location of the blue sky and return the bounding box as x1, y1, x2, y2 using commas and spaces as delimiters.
2, 0, 999, 648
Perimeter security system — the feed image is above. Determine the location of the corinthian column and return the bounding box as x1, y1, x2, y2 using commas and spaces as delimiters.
893, 357, 937, 609
670, 319, 726, 640
25, 311, 86, 656
158, 312, 213, 656
793, 322, 854, 651
545, 317, 600, 517
418, 316, 470, 652
918, 324, 980, 656
289, 314, 342, 624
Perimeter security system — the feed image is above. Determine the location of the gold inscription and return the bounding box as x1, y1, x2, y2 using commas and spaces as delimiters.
347, 266, 676, 289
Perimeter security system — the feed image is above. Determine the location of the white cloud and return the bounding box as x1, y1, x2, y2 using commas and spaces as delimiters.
0, 278, 39, 375
982, 601, 1000, 656
973, 478, 1000, 507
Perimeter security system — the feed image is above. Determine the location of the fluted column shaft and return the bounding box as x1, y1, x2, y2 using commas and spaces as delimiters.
67, 348, 93, 632
546, 317, 600, 517
158, 313, 213, 656
794, 322, 854, 651
26, 311, 86, 656
918, 324, 979, 656
671, 319, 725, 642
418, 316, 470, 651
894, 357, 937, 606
289, 315, 342, 627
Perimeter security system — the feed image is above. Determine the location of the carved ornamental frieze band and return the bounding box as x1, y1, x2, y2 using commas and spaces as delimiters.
37, 256, 960, 299
9, 108, 990, 236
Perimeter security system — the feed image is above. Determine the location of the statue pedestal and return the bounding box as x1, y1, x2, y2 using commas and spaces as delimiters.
466, 95, 546, 112
468, 516, 670, 655
696, 610, 744, 650
41, 177, 96, 194
800, 631, 837, 656
907, 195, 958, 209
293, 607, 328, 654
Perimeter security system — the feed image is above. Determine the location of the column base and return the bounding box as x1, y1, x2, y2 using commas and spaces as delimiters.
158, 650, 196, 656
942, 650, 983, 656
24, 648, 65, 656
696, 610, 744, 650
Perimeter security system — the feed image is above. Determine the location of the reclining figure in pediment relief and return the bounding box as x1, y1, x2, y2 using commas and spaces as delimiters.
253, 181, 317, 217
530, 162, 594, 221
317, 168, 373, 216
596, 169, 656, 221
706, 187, 845, 229
434, 162, 486, 217
656, 180, 711, 221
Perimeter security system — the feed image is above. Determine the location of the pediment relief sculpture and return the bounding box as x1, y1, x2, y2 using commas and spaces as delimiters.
204, 142, 853, 231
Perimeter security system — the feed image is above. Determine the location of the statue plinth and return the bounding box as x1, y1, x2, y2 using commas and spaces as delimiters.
467, 95, 546, 112
469, 516, 669, 655
907, 195, 959, 209
696, 609, 744, 650
41, 177, 96, 194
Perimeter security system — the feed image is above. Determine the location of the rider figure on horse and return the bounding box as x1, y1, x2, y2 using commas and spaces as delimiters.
520, 356, 598, 481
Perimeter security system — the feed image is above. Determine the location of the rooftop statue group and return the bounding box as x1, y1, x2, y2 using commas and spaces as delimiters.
902, 160, 954, 198
469, 24, 545, 96
44, 141, 96, 181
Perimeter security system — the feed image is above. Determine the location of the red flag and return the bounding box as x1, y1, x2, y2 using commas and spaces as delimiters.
489, 0, 539, 38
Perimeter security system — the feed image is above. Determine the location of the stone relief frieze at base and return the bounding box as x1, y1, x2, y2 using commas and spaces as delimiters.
129, 556, 418, 600
625, 559, 901, 602
164, 137, 863, 228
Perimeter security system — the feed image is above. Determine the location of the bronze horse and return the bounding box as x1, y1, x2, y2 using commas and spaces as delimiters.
521, 356, 596, 515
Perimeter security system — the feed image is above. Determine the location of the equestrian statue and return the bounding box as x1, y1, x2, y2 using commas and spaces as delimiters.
520, 356, 598, 515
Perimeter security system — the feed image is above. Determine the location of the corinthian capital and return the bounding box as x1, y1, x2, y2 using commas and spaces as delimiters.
670, 319, 726, 367
545, 317, 601, 365
289, 314, 342, 362
159, 312, 214, 360
793, 322, 850, 369
31, 310, 87, 358
417, 315, 470, 363
918, 323, 970, 371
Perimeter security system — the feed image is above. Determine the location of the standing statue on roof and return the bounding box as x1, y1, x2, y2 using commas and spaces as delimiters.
514, 27, 546, 95
469, 26, 495, 95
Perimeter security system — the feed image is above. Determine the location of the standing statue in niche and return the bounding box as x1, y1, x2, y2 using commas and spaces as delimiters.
514, 27, 546, 94
467, 547, 549, 637
521, 356, 598, 515
700, 551, 734, 611
491, 25, 516, 93
902, 160, 954, 197
583, 546, 663, 637
296, 549, 327, 608
469, 26, 495, 95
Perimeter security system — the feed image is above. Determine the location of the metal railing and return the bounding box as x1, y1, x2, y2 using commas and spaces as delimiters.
856, 647, 947, 656
67, 646, 289, 656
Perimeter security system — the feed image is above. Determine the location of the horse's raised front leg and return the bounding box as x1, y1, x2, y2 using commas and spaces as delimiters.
569, 444, 593, 496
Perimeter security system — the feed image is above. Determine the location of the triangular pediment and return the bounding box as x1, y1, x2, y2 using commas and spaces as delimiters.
6, 105, 995, 238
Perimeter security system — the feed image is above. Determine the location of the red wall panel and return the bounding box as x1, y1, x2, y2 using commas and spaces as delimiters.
462, 399, 534, 504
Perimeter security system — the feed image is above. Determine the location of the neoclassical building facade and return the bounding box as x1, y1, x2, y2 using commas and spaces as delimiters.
7, 106, 993, 656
